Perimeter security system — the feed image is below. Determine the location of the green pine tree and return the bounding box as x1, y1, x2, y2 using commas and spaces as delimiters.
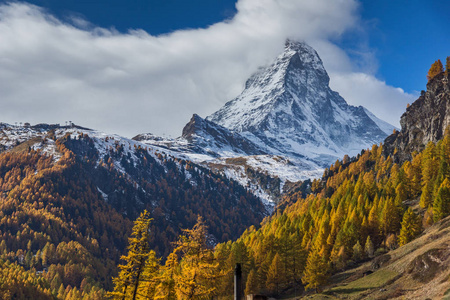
445, 56, 450, 76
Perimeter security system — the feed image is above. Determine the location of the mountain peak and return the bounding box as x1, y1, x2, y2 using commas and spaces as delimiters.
181, 114, 205, 141
208, 40, 330, 132
284, 39, 328, 80
208, 41, 393, 166
180, 114, 265, 157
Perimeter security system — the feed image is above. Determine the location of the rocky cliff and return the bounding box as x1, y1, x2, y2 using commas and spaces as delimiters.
384, 73, 450, 162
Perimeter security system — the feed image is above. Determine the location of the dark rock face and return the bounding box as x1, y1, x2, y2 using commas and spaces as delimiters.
384, 74, 450, 162
181, 114, 266, 156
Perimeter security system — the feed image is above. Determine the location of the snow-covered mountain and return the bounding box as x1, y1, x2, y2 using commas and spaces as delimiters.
136, 40, 395, 204
208, 40, 395, 166
134, 114, 319, 205
134, 114, 266, 158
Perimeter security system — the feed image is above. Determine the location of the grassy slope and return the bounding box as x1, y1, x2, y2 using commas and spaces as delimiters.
286, 214, 450, 300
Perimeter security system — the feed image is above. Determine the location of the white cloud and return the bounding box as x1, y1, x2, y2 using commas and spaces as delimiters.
328, 72, 416, 128
0, 0, 414, 137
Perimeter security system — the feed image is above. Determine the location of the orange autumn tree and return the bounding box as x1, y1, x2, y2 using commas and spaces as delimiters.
110, 210, 160, 300
173, 216, 221, 299
427, 59, 444, 81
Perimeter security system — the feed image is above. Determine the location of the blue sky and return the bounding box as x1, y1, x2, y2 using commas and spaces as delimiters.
22, 0, 238, 35
356, 0, 450, 92
0, 0, 447, 136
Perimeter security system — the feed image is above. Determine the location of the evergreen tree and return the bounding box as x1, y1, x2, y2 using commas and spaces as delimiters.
398, 208, 422, 246
446, 56, 450, 77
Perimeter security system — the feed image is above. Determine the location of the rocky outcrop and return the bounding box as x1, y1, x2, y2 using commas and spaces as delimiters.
384, 73, 450, 162
180, 114, 266, 156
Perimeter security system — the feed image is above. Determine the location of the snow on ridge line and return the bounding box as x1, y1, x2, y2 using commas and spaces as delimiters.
362, 107, 398, 136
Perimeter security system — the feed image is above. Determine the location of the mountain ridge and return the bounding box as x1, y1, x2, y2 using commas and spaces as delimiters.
207, 40, 394, 166
135, 40, 395, 204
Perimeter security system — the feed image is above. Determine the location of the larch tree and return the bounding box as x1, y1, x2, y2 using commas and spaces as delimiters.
420, 181, 433, 209
140, 250, 161, 299
302, 244, 329, 293
154, 252, 178, 300
433, 178, 450, 221
352, 241, 363, 262
398, 208, 422, 246
110, 210, 160, 300
244, 269, 259, 296
285, 232, 306, 289
380, 197, 401, 240
173, 216, 220, 299
265, 253, 286, 295
364, 236, 374, 258
427, 59, 444, 81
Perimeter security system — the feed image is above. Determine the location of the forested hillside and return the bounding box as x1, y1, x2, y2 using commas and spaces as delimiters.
2, 58, 450, 299
110, 135, 450, 298
107, 65, 450, 298
0, 127, 267, 298
0, 143, 129, 298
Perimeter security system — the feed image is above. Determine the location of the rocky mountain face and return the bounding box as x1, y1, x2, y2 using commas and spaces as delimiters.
135, 113, 266, 157
207, 40, 394, 167
384, 73, 450, 162
181, 114, 266, 156
137, 40, 394, 204
134, 114, 265, 158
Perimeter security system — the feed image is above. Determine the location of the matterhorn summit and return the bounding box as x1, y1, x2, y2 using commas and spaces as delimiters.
208, 40, 394, 166
137, 40, 395, 203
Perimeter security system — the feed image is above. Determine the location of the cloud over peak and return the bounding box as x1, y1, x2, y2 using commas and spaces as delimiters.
0, 0, 413, 137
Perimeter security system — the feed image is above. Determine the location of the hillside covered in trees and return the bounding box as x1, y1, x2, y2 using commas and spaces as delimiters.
109, 134, 450, 299
107, 60, 450, 299
2, 59, 450, 299
0, 126, 267, 298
